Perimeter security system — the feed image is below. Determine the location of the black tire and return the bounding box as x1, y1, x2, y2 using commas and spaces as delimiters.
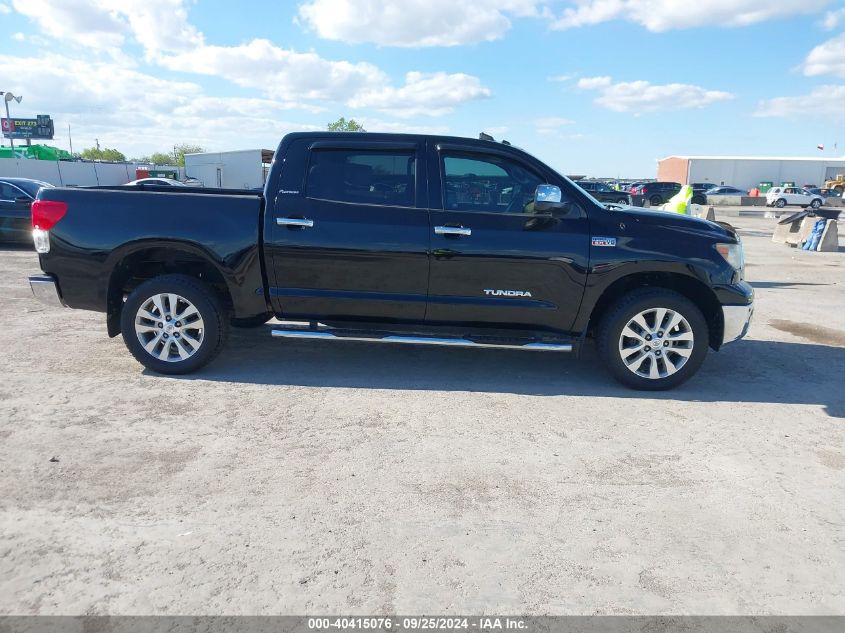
691, 195, 706, 205
775, 198, 787, 208
834, 185, 843, 194
597, 288, 709, 391
120, 274, 228, 375
231, 313, 273, 328
810, 198, 822, 209
649, 195, 663, 206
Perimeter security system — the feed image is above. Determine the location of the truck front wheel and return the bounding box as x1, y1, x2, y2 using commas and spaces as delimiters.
120, 274, 228, 375
597, 289, 709, 390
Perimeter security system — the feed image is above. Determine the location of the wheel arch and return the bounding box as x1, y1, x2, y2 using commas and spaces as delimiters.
586, 271, 724, 350
105, 242, 234, 337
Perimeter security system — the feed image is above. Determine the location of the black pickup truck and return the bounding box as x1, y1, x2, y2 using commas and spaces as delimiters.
28, 132, 753, 390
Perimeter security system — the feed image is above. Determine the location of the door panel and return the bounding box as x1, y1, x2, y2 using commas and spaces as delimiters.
266, 140, 430, 322
426, 149, 590, 332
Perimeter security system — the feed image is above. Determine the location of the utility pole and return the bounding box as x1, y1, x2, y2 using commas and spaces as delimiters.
95, 138, 100, 151
68, 123, 73, 155
1, 91, 23, 154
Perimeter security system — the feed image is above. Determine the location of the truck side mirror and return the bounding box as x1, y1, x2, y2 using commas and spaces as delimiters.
534, 184, 570, 214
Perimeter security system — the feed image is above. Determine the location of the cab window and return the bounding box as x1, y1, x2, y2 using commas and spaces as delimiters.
441, 153, 544, 214
306, 149, 416, 207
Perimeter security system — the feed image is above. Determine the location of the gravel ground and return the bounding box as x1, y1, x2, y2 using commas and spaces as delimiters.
0, 215, 843, 615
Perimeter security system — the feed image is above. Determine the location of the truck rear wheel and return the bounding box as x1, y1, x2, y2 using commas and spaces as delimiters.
597, 288, 709, 390
120, 274, 228, 375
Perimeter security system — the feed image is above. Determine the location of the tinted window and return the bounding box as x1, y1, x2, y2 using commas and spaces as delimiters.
306, 149, 416, 207
0, 182, 25, 201
442, 153, 544, 214
10, 180, 50, 197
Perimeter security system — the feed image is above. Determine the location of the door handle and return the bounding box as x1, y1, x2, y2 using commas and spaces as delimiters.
434, 226, 471, 237
277, 217, 314, 228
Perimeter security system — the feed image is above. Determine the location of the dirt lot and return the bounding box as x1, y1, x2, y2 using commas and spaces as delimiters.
0, 215, 843, 615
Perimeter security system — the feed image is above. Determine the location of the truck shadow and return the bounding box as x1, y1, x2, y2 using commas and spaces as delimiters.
171, 329, 845, 419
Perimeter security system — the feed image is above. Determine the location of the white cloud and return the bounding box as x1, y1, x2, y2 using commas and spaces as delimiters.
296, 0, 544, 47
576, 76, 612, 89
548, 74, 576, 82
577, 76, 734, 112
755, 85, 845, 117
10, 0, 491, 117
804, 33, 845, 77
348, 72, 492, 117
12, 32, 25, 41
0, 53, 321, 156
551, 0, 832, 32
11, 0, 127, 51
159, 39, 389, 104
823, 7, 845, 29
0, 3, 11, 14
10, 0, 202, 56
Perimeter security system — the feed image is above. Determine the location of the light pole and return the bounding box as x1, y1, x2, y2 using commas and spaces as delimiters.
1, 91, 23, 154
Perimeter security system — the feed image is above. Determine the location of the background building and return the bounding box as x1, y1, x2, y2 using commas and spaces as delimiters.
658, 155, 845, 189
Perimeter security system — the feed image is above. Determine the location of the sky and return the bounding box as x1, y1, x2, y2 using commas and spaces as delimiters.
2, 0, 845, 177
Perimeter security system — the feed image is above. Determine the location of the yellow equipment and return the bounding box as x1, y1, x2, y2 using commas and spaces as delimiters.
823, 174, 845, 194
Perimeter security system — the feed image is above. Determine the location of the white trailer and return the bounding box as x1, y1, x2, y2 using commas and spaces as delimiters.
184, 149, 274, 190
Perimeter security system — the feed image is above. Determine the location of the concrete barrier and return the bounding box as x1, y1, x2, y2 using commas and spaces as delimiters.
772, 216, 805, 245
817, 220, 840, 252
705, 195, 765, 206
773, 215, 836, 248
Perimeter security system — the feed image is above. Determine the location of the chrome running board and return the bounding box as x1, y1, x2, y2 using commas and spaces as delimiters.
271, 327, 573, 352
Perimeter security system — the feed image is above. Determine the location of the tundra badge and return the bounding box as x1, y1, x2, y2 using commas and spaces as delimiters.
483, 289, 533, 297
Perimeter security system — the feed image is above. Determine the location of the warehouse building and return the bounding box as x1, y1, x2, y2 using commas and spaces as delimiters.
657, 155, 845, 190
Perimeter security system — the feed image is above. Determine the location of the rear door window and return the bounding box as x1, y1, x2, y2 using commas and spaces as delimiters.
306, 149, 416, 207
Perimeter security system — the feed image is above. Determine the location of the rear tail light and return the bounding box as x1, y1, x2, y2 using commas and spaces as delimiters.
31, 200, 67, 254
32, 200, 67, 230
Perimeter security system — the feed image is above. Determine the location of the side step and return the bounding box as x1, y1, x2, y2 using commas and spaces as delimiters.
271, 325, 573, 353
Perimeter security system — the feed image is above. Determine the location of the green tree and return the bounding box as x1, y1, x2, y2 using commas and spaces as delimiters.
80, 147, 127, 162
327, 117, 366, 132
173, 143, 205, 167
145, 152, 175, 165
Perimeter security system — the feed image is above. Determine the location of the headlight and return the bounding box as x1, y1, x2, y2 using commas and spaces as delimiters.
715, 242, 744, 270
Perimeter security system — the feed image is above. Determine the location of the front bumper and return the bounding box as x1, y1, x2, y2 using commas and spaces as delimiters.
722, 302, 754, 346
29, 275, 65, 308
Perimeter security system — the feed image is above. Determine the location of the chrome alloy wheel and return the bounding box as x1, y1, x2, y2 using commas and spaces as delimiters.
618, 307, 694, 380
134, 293, 205, 362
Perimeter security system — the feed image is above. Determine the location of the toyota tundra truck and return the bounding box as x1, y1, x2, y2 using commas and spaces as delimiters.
27, 132, 754, 390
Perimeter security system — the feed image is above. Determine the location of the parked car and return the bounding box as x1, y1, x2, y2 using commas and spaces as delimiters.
638, 181, 682, 206
576, 180, 632, 205
124, 178, 188, 187
0, 177, 54, 242
706, 186, 747, 197
766, 186, 824, 209
808, 187, 840, 198
27, 132, 753, 390
690, 183, 717, 205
